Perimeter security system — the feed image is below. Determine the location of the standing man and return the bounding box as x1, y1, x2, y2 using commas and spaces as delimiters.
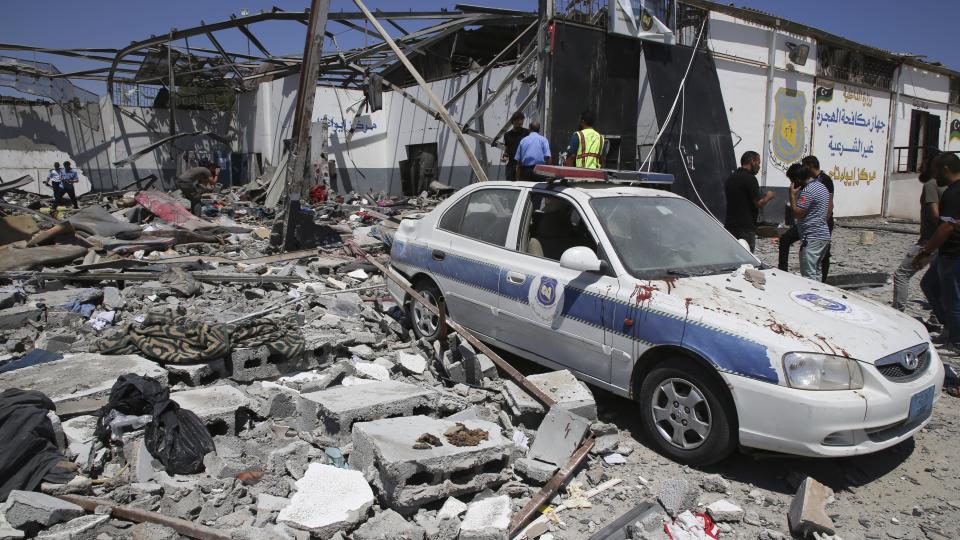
789, 162, 831, 279
802, 156, 834, 281
917, 152, 960, 353
57, 161, 80, 209
176, 162, 219, 216
723, 151, 774, 251
564, 111, 606, 169
44, 162, 63, 209
502, 111, 529, 181
893, 149, 944, 312
515, 121, 551, 181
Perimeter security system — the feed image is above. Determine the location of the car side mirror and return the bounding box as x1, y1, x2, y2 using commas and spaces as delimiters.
560, 246, 603, 272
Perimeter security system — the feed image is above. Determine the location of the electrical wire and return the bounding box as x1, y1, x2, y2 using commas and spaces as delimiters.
639, 17, 708, 172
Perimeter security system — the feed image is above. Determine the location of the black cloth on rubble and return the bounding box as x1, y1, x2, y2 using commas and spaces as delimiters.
0, 389, 74, 501
95, 374, 214, 475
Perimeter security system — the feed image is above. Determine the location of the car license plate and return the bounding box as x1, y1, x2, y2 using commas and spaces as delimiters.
908, 386, 935, 423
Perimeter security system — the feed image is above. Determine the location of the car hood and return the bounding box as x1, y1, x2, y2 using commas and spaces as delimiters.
643, 266, 929, 364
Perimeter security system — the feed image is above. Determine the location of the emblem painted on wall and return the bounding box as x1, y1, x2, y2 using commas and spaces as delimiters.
950, 118, 960, 142
772, 88, 808, 165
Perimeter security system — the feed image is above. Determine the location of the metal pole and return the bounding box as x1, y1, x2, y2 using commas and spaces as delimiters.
759, 20, 779, 196
281, 0, 331, 251
537, 0, 552, 136
167, 31, 177, 164
881, 63, 903, 217
352, 0, 489, 182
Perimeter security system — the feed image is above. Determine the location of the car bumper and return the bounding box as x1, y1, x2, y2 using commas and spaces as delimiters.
727, 356, 944, 457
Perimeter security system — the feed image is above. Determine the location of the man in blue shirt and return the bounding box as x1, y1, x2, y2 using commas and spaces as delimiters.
514, 121, 551, 181
56, 161, 80, 209
789, 164, 831, 279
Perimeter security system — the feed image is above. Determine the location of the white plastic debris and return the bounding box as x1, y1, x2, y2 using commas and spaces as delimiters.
664, 511, 720, 540
512, 430, 530, 452
603, 453, 626, 465
346, 269, 369, 280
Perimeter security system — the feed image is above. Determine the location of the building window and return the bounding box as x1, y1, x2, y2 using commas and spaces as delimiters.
817, 44, 896, 92
894, 110, 941, 174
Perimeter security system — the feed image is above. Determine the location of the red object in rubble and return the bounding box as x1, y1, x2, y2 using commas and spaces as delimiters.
309, 185, 328, 204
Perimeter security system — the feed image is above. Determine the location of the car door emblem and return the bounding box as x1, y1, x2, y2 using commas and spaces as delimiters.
529, 275, 564, 324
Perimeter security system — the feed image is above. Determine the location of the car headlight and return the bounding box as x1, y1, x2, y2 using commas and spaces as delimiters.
782, 352, 864, 390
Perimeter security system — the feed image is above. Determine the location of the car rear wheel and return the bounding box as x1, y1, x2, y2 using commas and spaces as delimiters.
409, 279, 443, 341
639, 357, 736, 465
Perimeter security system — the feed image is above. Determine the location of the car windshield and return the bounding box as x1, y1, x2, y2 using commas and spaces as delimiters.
590, 196, 758, 278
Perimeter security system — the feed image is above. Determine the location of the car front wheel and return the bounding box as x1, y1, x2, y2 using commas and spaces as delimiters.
409, 279, 444, 341
639, 358, 736, 465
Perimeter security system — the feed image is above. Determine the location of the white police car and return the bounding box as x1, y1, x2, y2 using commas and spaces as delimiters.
386, 167, 944, 465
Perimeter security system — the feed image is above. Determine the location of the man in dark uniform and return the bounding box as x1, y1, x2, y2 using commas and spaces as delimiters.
176, 162, 219, 216
723, 151, 774, 251
501, 111, 529, 181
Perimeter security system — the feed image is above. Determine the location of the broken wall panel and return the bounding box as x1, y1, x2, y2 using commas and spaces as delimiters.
546, 22, 642, 171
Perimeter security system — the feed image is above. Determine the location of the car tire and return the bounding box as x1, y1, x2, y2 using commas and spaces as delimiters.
638, 357, 736, 466
408, 279, 444, 341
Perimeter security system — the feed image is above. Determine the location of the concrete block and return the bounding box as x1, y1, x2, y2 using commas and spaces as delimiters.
353, 361, 391, 381
276, 463, 374, 537
35, 514, 110, 540
302, 381, 439, 444
788, 477, 835, 537
166, 358, 228, 387
657, 479, 700, 518
246, 382, 319, 433
514, 457, 557, 485
700, 474, 730, 493
350, 416, 514, 513
501, 370, 596, 426
4, 491, 84, 532
528, 406, 590, 467
0, 353, 167, 410
230, 346, 314, 383
256, 494, 291, 514
459, 495, 511, 540
353, 509, 425, 540
170, 385, 254, 435
706, 499, 744, 522
0, 511, 24, 540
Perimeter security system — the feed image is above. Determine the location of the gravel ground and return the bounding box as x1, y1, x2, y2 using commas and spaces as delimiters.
516, 219, 960, 540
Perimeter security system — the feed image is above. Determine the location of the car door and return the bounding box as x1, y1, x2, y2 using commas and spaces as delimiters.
430, 186, 523, 339
496, 190, 619, 383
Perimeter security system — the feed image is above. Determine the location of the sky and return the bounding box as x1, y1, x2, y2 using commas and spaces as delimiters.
1, 0, 958, 97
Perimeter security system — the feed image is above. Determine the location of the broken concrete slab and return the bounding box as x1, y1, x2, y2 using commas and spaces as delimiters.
66, 204, 142, 237
788, 477, 835, 537
35, 514, 110, 539
246, 381, 319, 433
501, 370, 597, 426
658, 479, 700, 518
276, 463, 374, 537
170, 384, 254, 435
352, 509, 425, 540
303, 380, 439, 444
350, 416, 514, 513
706, 499, 744, 522
0, 353, 167, 410
514, 457, 558, 485
528, 405, 590, 467
3, 491, 84, 532
166, 358, 228, 387
0, 245, 88, 272
459, 495, 511, 540
102, 286, 125, 310
397, 351, 427, 375
437, 497, 468, 520
229, 345, 316, 384
0, 304, 42, 330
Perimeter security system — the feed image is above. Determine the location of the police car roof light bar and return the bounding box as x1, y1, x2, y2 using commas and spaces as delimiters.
532, 164, 675, 187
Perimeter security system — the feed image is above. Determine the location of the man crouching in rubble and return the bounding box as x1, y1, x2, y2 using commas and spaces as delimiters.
176, 162, 219, 216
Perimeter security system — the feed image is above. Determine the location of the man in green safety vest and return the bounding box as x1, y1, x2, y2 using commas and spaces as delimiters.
564, 111, 607, 169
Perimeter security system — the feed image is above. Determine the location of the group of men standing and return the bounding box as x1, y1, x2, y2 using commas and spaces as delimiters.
43, 162, 80, 209
502, 111, 607, 180
723, 151, 834, 281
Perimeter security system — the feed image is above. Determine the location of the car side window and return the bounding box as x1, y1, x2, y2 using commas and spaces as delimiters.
438, 189, 519, 246
518, 193, 598, 261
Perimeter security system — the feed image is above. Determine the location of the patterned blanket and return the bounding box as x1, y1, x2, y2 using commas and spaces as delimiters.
95, 311, 304, 364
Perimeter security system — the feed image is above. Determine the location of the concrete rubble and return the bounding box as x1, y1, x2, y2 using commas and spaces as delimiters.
0, 172, 956, 540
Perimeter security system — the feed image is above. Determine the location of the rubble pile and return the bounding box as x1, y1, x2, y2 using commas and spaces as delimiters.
0, 187, 957, 540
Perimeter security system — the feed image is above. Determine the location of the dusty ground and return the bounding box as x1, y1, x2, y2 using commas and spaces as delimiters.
513, 220, 960, 540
